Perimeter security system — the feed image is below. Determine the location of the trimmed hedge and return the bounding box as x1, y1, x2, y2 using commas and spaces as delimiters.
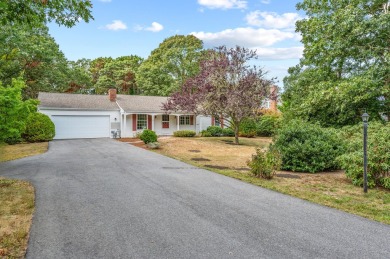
173, 130, 196, 137
23, 113, 55, 142
139, 129, 157, 144
206, 126, 223, 136
337, 122, 390, 189
273, 120, 343, 173
200, 130, 212, 137
222, 128, 234, 136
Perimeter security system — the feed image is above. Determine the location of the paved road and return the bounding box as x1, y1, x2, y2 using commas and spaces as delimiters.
1, 139, 389, 258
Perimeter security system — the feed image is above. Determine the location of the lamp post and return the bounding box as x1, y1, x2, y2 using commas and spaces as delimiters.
362, 112, 369, 193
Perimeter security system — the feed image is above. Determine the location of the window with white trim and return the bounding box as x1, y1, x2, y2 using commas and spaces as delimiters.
179, 115, 191, 125
162, 114, 169, 129
137, 114, 147, 130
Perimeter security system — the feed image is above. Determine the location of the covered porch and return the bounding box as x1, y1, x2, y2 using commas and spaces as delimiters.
120, 113, 196, 137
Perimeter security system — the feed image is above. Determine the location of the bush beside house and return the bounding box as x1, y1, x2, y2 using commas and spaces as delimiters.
173, 130, 196, 137
139, 130, 158, 144
23, 113, 55, 142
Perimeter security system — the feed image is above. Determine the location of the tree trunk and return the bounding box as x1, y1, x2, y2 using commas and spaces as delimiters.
234, 125, 239, 145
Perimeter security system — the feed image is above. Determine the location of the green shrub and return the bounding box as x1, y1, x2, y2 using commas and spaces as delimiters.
201, 130, 212, 137
239, 118, 257, 138
139, 129, 157, 144
273, 120, 343, 173
256, 114, 281, 137
222, 128, 235, 136
337, 122, 390, 189
23, 112, 55, 142
206, 126, 223, 136
247, 146, 281, 179
173, 130, 196, 137
4, 132, 22, 145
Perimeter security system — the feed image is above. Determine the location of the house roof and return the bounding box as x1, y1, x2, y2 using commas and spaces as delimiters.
38, 92, 120, 111
116, 95, 168, 113
38, 92, 173, 113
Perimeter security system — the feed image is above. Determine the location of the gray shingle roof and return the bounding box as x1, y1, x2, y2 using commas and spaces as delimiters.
116, 95, 168, 113
38, 92, 120, 110
38, 92, 172, 113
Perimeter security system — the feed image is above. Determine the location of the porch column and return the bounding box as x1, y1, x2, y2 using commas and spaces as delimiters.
152, 115, 155, 131
176, 115, 180, 131
124, 113, 127, 137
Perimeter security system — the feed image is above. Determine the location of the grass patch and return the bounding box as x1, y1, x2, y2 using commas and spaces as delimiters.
0, 142, 48, 162
154, 137, 390, 225
0, 142, 47, 257
0, 178, 34, 258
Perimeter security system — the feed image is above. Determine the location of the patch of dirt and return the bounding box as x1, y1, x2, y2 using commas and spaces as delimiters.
276, 173, 301, 179
191, 158, 211, 161
205, 165, 229, 170
188, 150, 201, 153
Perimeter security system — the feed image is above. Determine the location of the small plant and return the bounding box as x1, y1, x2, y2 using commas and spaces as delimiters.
22, 112, 55, 142
201, 130, 212, 137
247, 146, 281, 179
206, 126, 223, 136
173, 130, 196, 137
139, 129, 157, 144
222, 128, 234, 136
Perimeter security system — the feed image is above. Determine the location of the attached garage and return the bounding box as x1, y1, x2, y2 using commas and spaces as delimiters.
38, 92, 121, 140
51, 115, 110, 139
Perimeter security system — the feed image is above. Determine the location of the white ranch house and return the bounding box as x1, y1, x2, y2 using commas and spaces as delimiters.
38, 89, 217, 139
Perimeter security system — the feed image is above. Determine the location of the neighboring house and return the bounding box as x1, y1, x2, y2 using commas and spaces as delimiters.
38, 89, 214, 139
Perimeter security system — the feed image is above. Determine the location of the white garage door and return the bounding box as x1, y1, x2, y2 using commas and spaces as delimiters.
51, 115, 110, 139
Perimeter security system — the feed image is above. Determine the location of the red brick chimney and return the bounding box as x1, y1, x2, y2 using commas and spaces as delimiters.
108, 89, 117, 102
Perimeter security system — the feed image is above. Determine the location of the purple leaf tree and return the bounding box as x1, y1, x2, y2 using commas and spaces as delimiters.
164, 46, 275, 144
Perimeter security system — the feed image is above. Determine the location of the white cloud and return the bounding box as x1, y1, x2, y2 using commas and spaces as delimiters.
197, 0, 247, 10
134, 22, 164, 32
261, 0, 271, 4
146, 22, 164, 32
254, 47, 303, 60
191, 27, 296, 48
104, 20, 127, 31
245, 11, 303, 29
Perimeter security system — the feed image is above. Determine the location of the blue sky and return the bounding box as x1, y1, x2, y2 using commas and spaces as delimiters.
48, 0, 304, 87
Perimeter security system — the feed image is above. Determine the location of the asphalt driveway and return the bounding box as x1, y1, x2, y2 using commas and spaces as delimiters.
1, 139, 389, 258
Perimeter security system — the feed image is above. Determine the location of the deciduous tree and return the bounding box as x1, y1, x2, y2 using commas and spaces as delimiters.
0, 24, 71, 99
164, 46, 273, 144
0, 78, 37, 143
282, 0, 390, 127
137, 35, 204, 96
0, 0, 93, 27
